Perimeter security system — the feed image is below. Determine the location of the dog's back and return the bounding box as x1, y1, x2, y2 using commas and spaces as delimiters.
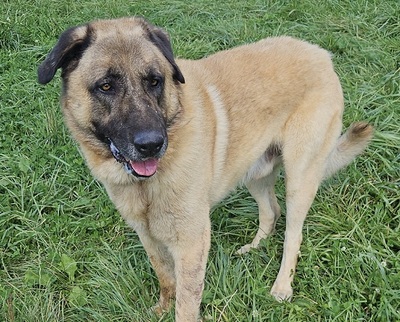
176, 36, 351, 201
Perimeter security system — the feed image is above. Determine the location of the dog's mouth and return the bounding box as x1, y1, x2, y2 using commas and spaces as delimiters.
125, 159, 159, 177
109, 140, 159, 178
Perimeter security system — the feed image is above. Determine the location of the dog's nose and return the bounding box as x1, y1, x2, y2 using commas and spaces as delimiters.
134, 131, 165, 157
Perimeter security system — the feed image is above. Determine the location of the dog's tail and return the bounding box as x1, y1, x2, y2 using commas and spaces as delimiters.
324, 122, 373, 179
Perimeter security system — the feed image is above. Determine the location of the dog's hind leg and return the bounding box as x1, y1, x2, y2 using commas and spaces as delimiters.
237, 165, 281, 254
270, 109, 342, 301
271, 123, 372, 301
270, 170, 322, 301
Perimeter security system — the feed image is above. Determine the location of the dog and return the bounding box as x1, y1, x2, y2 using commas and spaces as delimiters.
38, 17, 373, 321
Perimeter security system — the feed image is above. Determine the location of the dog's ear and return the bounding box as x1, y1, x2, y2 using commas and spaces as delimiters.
38, 25, 91, 84
140, 19, 185, 84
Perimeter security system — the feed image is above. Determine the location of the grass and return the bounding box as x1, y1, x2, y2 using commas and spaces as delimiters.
1, 0, 399, 321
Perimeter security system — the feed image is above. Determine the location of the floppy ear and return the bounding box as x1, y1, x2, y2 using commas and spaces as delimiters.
140, 19, 185, 84
38, 25, 91, 84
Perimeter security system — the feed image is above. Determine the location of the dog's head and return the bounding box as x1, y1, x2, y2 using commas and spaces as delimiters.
38, 17, 185, 178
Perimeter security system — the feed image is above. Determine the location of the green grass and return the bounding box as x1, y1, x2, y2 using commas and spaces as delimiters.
1, 0, 399, 321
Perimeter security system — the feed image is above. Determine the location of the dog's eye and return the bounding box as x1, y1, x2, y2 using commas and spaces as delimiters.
150, 78, 159, 87
99, 83, 112, 92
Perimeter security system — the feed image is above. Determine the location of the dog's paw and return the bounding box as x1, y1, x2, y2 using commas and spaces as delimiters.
236, 243, 255, 255
150, 303, 164, 316
151, 302, 171, 317
270, 282, 293, 302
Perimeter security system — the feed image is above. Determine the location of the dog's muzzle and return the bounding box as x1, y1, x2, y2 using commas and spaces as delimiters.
109, 134, 165, 178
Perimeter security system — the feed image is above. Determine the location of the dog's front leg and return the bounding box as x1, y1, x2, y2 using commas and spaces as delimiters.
172, 216, 211, 322
137, 231, 176, 315
120, 215, 176, 316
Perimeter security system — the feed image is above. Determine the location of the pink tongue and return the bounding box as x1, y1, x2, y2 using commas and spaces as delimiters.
129, 159, 158, 177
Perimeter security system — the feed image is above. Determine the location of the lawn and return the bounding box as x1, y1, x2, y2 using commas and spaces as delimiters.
1, 0, 399, 321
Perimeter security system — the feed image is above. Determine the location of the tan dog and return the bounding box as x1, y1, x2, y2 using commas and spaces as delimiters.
38, 17, 373, 321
